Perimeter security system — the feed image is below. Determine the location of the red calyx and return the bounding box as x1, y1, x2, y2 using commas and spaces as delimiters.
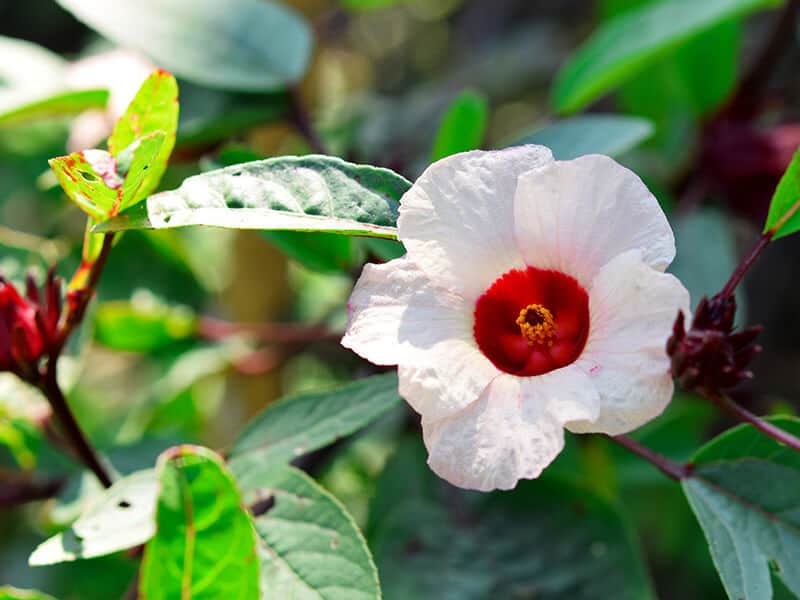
473, 267, 590, 377
0, 269, 62, 378
667, 294, 761, 394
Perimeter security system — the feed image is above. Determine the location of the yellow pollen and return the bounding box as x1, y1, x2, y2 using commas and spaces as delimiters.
516, 304, 557, 347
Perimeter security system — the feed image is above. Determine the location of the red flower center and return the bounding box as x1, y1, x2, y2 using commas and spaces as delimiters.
473, 267, 590, 376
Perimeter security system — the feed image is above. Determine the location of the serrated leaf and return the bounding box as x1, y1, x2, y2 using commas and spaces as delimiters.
29, 469, 157, 566
95, 156, 411, 239
764, 146, 800, 239
430, 90, 488, 161
55, 0, 312, 92
245, 465, 380, 599
552, 0, 781, 114
508, 114, 654, 159
370, 440, 655, 600
682, 417, 800, 599
139, 445, 260, 599
229, 374, 401, 486
109, 70, 178, 200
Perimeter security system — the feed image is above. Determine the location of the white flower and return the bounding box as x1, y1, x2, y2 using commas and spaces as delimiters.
342, 146, 690, 491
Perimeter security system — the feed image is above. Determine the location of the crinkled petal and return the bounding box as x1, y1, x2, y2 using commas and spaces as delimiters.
423, 367, 599, 492
398, 145, 554, 300
569, 250, 690, 435
513, 154, 675, 287
342, 256, 499, 421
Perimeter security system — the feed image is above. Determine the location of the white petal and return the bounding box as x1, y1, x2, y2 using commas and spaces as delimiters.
423, 368, 598, 492
569, 250, 690, 435
513, 154, 675, 287
398, 146, 554, 300
342, 256, 499, 420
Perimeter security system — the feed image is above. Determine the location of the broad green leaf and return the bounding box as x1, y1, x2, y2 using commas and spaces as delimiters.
682, 417, 800, 599
109, 70, 178, 200
509, 114, 654, 159
55, 0, 312, 92
229, 374, 401, 486
552, 0, 781, 114
764, 146, 800, 239
370, 440, 655, 600
50, 132, 166, 220
430, 90, 488, 161
29, 470, 157, 566
0, 587, 57, 600
94, 299, 196, 353
95, 156, 411, 239
139, 446, 260, 599
245, 465, 380, 599
0, 89, 109, 128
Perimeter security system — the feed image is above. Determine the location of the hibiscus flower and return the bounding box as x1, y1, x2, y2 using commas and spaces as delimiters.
342, 146, 689, 491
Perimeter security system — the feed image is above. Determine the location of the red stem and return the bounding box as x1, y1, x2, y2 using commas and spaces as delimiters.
718, 234, 771, 298
608, 435, 690, 481
707, 392, 800, 453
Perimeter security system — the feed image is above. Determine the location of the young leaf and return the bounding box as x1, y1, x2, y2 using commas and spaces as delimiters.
508, 114, 654, 159
94, 156, 412, 239
49, 151, 119, 221
55, 0, 312, 92
29, 469, 158, 566
246, 465, 380, 599
109, 70, 178, 200
763, 146, 800, 239
682, 417, 800, 599
139, 446, 260, 599
369, 440, 656, 599
552, 0, 781, 114
229, 373, 401, 486
430, 90, 489, 162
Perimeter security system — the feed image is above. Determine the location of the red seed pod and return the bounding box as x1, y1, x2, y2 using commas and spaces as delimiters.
667, 293, 762, 395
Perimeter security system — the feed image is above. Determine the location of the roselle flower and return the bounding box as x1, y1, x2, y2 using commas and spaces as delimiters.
667, 294, 762, 394
342, 146, 689, 491
0, 271, 62, 376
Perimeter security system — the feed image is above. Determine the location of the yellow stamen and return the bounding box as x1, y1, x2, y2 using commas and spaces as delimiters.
516, 304, 557, 347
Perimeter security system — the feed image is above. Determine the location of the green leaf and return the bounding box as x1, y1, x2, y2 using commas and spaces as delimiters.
369, 440, 655, 600
430, 90, 489, 162
55, 0, 312, 92
0, 587, 58, 600
552, 0, 781, 114
509, 114, 654, 159
94, 299, 196, 353
764, 146, 800, 239
682, 417, 800, 599
229, 374, 401, 487
139, 445, 260, 599
0, 89, 109, 128
245, 465, 380, 599
50, 132, 166, 220
95, 156, 411, 239
29, 470, 158, 565
109, 70, 178, 200
263, 230, 355, 273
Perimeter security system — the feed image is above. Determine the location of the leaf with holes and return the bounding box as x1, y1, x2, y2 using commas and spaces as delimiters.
552, 0, 781, 114
244, 465, 380, 599
95, 156, 411, 238
29, 469, 157, 565
55, 0, 312, 92
507, 114, 654, 159
50, 132, 165, 220
682, 417, 800, 599
764, 146, 800, 239
109, 70, 178, 199
139, 445, 260, 599
229, 374, 401, 485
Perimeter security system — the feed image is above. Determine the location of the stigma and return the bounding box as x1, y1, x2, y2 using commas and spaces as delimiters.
516, 304, 557, 347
